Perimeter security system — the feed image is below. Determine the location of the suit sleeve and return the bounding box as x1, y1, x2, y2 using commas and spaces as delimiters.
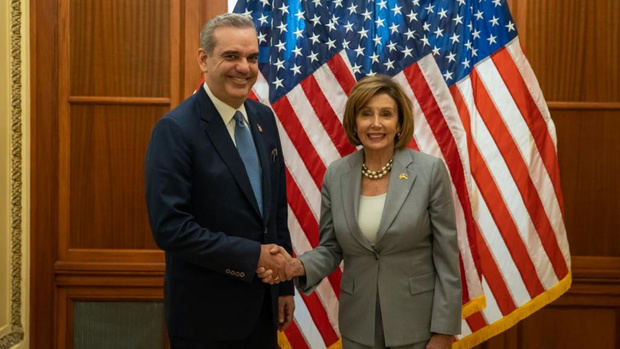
296, 166, 343, 294
428, 158, 462, 335
145, 116, 261, 282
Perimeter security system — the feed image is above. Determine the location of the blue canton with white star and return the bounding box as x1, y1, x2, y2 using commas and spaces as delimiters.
234, 0, 518, 103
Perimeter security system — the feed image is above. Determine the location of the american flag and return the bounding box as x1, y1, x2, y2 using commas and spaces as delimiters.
232, 0, 571, 347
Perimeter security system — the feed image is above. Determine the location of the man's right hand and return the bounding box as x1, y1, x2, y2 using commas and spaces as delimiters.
257, 244, 291, 283
256, 246, 305, 284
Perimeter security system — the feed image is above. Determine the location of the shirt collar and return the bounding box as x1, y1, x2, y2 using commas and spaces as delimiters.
203, 82, 248, 125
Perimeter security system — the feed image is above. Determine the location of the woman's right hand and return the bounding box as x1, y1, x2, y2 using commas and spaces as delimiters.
285, 258, 306, 279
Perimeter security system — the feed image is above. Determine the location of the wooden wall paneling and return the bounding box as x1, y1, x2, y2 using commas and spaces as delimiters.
520, 307, 618, 348
67, 104, 166, 250
30, 0, 60, 346
523, 0, 620, 102
519, 285, 620, 349
180, 0, 201, 99
68, 0, 172, 97
170, 0, 181, 107
58, 0, 72, 269
551, 107, 620, 256
55, 0, 181, 269
572, 256, 620, 281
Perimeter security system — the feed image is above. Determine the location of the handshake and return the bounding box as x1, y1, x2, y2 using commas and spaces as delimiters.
257, 244, 305, 284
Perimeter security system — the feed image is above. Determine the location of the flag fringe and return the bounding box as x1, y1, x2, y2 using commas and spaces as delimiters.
328, 340, 343, 349
277, 330, 292, 349
461, 294, 486, 319
452, 272, 572, 349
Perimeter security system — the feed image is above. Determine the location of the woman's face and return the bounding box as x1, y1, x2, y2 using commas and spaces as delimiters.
355, 93, 401, 154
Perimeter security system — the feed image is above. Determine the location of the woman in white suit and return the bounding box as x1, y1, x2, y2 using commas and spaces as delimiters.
260, 75, 461, 349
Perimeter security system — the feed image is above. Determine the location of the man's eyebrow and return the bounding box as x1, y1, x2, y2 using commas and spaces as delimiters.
219, 50, 259, 58
220, 50, 240, 56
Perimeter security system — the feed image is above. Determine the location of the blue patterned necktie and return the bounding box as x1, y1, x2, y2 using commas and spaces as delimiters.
233, 111, 263, 216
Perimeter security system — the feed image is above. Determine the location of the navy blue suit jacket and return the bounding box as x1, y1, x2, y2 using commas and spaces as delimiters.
145, 87, 293, 341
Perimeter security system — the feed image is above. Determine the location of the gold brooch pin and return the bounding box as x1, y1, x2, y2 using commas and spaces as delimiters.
399, 173, 408, 180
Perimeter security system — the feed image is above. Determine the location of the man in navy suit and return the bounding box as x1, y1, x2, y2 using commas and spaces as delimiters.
145, 13, 294, 348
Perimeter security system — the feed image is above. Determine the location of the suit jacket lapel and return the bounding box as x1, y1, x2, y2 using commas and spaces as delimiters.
246, 101, 272, 224
375, 149, 417, 245
341, 151, 375, 252
197, 90, 262, 218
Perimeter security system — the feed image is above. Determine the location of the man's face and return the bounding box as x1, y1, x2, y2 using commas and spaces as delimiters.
199, 26, 259, 108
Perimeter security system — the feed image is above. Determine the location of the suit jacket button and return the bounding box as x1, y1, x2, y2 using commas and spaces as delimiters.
264, 228, 268, 235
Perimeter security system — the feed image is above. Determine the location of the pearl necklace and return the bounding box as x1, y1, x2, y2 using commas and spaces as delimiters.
361, 159, 393, 180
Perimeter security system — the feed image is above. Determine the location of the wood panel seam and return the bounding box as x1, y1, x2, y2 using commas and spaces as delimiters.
68, 96, 171, 105
548, 101, 620, 110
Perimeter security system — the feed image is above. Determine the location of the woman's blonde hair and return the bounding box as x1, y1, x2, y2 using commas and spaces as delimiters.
342, 75, 414, 149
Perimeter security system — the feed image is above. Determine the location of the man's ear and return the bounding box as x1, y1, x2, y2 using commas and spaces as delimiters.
197, 48, 208, 73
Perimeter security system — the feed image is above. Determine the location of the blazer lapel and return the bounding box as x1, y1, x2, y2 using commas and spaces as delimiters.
375, 149, 417, 245
198, 90, 262, 218
246, 101, 272, 224
341, 151, 375, 252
